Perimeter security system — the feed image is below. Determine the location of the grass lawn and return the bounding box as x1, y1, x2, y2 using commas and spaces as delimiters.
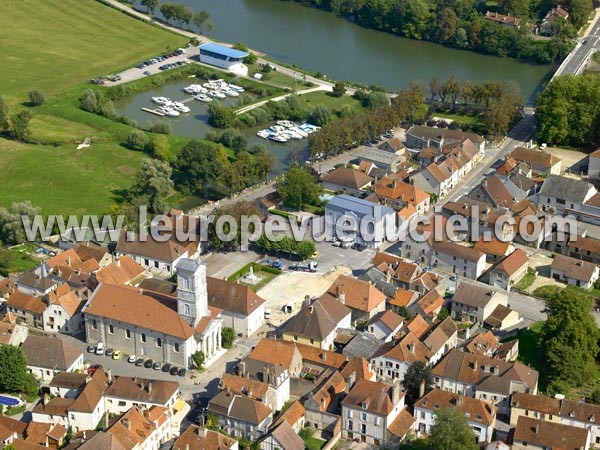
299, 91, 363, 114
299, 429, 326, 450
516, 271, 536, 291
433, 111, 485, 128
0, 0, 185, 103
1, 243, 39, 276
227, 263, 281, 292
504, 321, 546, 388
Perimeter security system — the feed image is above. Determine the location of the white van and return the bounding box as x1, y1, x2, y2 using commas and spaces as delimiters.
264, 308, 272, 320
95, 342, 105, 355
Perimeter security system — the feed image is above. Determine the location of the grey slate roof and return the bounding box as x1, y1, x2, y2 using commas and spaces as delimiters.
539, 175, 594, 204
282, 295, 351, 342
342, 332, 383, 359
21, 335, 82, 370
452, 283, 497, 308
326, 194, 395, 219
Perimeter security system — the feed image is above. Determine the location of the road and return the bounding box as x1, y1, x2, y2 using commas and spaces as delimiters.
552, 9, 600, 78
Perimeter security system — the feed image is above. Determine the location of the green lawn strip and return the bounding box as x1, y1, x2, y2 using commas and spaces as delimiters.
0, 0, 185, 103
299, 91, 364, 113
516, 271, 536, 291
433, 111, 485, 127
299, 429, 326, 450
227, 262, 281, 292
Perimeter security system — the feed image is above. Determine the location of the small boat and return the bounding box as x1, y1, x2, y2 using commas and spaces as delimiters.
228, 84, 245, 93
292, 127, 308, 138
257, 130, 271, 139
184, 86, 198, 94
208, 90, 226, 99
268, 125, 286, 133
276, 120, 295, 129
172, 102, 190, 113
285, 129, 303, 140
268, 133, 288, 143
194, 94, 212, 102
222, 88, 239, 97
152, 96, 170, 105
158, 107, 179, 117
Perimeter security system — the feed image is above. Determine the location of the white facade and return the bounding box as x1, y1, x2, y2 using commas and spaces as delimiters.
198, 44, 249, 76
367, 320, 403, 343
28, 353, 84, 383
414, 406, 493, 443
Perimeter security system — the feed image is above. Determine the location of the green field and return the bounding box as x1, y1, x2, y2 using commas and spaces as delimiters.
299, 90, 364, 113
0, 0, 184, 103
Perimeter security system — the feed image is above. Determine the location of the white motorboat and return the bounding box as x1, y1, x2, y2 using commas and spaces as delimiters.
194, 94, 212, 102
172, 102, 190, 113
292, 127, 308, 138
276, 120, 295, 129
268, 133, 288, 143
208, 90, 226, 99
222, 88, 239, 97
152, 96, 170, 105
164, 108, 180, 117
269, 125, 286, 133
228, 84, 245, 93
257, 129, 271, 139
184, 86, 198, 94
286, 129, 303, 140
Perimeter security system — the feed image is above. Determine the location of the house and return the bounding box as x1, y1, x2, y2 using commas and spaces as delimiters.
551, 254, 599, 288
271, 400, 305, 433
432, 349, 538, 412
451, 283, 508, 324
483, 304, 521, 330
365, 310, 404, 342
324, 195, 396, 247
260, 421, 304, 450
357, 146, 406, 173
281, 294, 351, 350
247, 338, 302, 377
32, 369, 109, 433
340, 379, 407, 446
342, 332, 383, 360
538, 175, 597, 215
484, 11, 520, 27
378, 138, 406, 154
405, 126, 485, 153
469, 175, 515, 208
567, 235, 600, 264
219, 373, 277, 412
431, 241, 487, 279
462, 331, 519, 361
414, 389, 496, 443
371, 332, 432, 382
0, 313, 28, 347
21, 335, 84, 382
295, 342, 348, 373
341, 356, 377, 382
103, 376, 180, 415
237, 357, 291, 412
48, 372, 88, 399
411, 162, 452, 197
509, 147, 561, 176
588, 148, 600, 180
320, 166, 374, 195
510, 392, 600, 445
173, 425, 238, 450
23, 422, 68, 448
421, 317, 459, 365
84, 258, 223, 368
208, 391, 273, 440
513, 416, 589, 450
372, 177, 430, 215
411, 289, 444, 321
15, 270, 58, 296
486, 248, 529, 291
441, 200, 516, 243
474, 239, 514, 264
106, 405, 174, 450
73, 243, 113, 269
198, 43, 248, 76
540, 5, 569, 34
303, 370, 346, 435
94, 256, 145, 286
115, 230, 200, 275
0, 416, 26, 446
206, 277, 265, 337
326, 275, 387, 324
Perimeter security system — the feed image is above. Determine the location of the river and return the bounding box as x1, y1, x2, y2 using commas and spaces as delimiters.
178, 0, 553, 101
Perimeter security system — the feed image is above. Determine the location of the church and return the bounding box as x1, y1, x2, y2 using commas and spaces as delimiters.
83, 258, 223, 368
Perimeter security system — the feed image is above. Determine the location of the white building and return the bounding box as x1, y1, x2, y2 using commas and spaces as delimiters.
21, 335, 84, 383
198, 43, 249, 76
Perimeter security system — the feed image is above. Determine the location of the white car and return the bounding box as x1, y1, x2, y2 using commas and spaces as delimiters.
540, 143, 547, 150
95, 342, 105, 355
127, 355, 136, 364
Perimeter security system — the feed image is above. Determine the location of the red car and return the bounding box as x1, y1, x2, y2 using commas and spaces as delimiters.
87, 364, 103, 375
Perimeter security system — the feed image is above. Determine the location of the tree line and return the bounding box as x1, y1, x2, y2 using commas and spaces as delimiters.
283, 0, 584, 64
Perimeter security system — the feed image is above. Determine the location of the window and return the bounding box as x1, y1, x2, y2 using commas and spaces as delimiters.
141, 333, 146, 343
184, 304, 191, 316
348, 420, 353, 431
92, 319, 97, 330
360, 412, 368, 421
360, 424, 367, 434
108, 324, 114, 334
174, 342, 180, 352
182, 277, 190, 290
420, 412, 425, 419
126, 329, 131, 339
157, 338, 162, 347
347, 410, 353, 418
374, 417, 380, 426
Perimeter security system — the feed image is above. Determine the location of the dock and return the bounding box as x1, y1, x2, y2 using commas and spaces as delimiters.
141, 107, 165, 116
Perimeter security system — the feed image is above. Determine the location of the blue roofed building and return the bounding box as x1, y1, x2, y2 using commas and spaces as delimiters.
198, 43, 249, 76
324, 194, 395, 247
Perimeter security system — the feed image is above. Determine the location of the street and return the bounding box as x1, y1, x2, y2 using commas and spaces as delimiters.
554, 9, 600, 77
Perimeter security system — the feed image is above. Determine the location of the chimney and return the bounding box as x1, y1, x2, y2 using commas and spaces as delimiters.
321, 352, 327, 363
321, 398, 326, 410
457, 395, 464, 407
122, 418, 130, 430
147, 381, 152, 394
309, 305, 314, 314
107, 368, 113, 384
198, 423, 207, 438
336, 286, 341, 298
391, 382, 400, 405
82, 431, 86, 442
239, 361, 246, 378
345, 370, 357, 391
339, 292, 345, 304
408, 342, 415, 354
473, 360, 478, 371
67, 256, 71, 267
42, 393, 48, 406
104, 411, 109, 430
419, 380, 426, 399
116, 257, 121, 267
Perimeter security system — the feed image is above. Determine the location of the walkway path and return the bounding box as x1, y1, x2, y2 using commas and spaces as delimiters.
234, 85, 328, 115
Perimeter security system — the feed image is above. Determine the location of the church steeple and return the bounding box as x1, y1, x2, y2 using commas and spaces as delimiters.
175, 258, 208, 327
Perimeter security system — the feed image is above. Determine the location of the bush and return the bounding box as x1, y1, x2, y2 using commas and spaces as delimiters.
192, 351, 205, 369
126, 129, 150, 151
244, 53, 257, 64
221, 327, 235, 349
28, 89, 45, 106
147, 121, 172, 134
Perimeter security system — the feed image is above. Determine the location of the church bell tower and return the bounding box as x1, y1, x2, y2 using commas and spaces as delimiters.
175, 258, 208, 327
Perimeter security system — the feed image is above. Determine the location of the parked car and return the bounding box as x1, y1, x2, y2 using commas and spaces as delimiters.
169, 366, 179, 376
144, 359, 153, 369
112, 350, 122, 360
87, 345, 95, 353
127, 355, 136, 364
135, 358, 144, 367
87, 364, 102, 375
152, 362, 161, 370
95, 343, 105, 355
340, 238, 355, 249
162, 363, 171, 372
178, 368, 186, 377
105, 348, 114, 357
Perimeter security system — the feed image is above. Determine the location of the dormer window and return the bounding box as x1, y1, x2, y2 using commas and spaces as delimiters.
434, 404, 440, 409
361, 401, 368, 409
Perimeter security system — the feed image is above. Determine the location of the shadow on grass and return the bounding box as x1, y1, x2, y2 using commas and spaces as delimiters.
507, 322, 546, 391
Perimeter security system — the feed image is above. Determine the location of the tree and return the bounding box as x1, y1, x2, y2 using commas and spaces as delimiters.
403, 361, 434, 405
436, 8, 457, 44
28, 89, 45, 106
221, 327, 235, 349
141, 0, 159, 14
0, 201, 41, 244
0, 96, 9, 132
193, 10, 212, 34
192, 351, 205, 369
9, 110, 32, 142
254, 147, 275, 182
126, 129, 150, 151
437, 307, 450, 320
0, 345, 31, 393
175, 140, 227, 192
208, 102, 236, 128
308, 106, 332, 126
332, 81, 346, 97
278, 167, 321, 210
542, 288, 600, 393
151, 134, 171, 161
244, 53, 258, 64
206, 201, 260, 251
130, 158, 173, 213
428, 407, 478, 450
454, 28, 468, 48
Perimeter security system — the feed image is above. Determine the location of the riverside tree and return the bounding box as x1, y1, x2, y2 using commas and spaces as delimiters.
141, 0, 159, 14
0, 201, 41, 244
278, 167, 321, 210
130, 158, 174, 213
